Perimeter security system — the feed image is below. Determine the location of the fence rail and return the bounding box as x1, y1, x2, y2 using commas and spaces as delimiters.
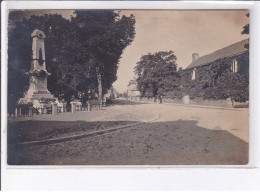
9, 100, 104, 119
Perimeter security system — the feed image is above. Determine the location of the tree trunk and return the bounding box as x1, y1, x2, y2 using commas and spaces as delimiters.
96, 66, 102, 101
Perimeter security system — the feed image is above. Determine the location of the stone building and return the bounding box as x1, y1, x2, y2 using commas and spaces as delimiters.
180, 39, 249, 104
104, 87, 118, 99
127, 80, 141, 100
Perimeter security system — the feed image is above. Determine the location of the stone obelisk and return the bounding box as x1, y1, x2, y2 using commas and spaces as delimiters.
18, 29, 55, 106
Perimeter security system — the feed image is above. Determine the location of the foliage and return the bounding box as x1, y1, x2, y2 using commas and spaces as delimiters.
241, 13, 249, 35
8, 13, 73, 112
71, 10, 136, 100
213, 71, 249, 102
134, 51, 180, 97
181, 52, 249, 102
241, 13, 249, 49
8, 11, 135, 112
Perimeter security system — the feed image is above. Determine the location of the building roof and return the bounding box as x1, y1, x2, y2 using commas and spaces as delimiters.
186, 39, 249, 70
128, 80, 139, 91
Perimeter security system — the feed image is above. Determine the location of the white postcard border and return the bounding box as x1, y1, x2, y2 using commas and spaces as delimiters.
1, 0, 260, 190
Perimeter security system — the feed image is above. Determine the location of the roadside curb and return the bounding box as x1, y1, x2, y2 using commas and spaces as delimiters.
128, 99, 242, 111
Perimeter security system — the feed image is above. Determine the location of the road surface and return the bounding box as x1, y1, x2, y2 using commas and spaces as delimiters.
8, 98, 249, 165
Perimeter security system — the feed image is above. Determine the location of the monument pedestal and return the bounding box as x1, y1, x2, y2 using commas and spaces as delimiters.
18, 29, 57, 112
18, 70, 56, 107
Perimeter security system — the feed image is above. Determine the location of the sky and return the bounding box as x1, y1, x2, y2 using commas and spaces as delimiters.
113, 10, 249, 93
9, 9, 249, 93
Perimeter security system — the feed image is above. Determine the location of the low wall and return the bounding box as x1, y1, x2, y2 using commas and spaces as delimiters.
189, 98, 232, 108
232, 101, 249, 108
189, 98, 249, 108
129, 96, 249, 108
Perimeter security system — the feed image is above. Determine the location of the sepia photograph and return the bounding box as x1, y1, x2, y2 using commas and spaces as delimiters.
6, 9, 249, 165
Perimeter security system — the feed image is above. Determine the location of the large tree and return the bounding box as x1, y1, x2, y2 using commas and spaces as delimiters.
71, 10, 136, 101
8, 13, 77, 112
8, 10, 135, 112
134, 51, 180, 98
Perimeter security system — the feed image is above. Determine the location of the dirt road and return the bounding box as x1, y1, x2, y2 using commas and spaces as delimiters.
8, 99, 249, 165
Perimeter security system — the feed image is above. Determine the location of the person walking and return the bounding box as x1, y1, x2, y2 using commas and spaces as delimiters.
159, 94, 163, 104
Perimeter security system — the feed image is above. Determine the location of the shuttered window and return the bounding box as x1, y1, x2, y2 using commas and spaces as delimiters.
192, 69, 196, 80
231, 59, 238, 73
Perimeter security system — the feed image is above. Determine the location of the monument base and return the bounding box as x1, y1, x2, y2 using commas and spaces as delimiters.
18, 90, 56, 108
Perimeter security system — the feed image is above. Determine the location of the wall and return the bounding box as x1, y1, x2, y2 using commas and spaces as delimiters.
180, 52, 249, 102
130, 96, 248, 108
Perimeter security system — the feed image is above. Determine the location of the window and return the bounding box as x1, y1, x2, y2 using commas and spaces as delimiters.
231, 59, 238, 73
192, 68, 196, 80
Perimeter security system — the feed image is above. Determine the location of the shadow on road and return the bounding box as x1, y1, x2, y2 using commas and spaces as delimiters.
8, 120, 139, 144
8, 119, 248, 165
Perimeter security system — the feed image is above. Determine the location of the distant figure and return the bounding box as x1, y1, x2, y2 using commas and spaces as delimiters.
103, 96, 107, 106
71, 95, 75, 102
159, 94, 162, 104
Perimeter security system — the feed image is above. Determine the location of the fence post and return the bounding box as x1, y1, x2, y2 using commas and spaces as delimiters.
70, 102, 77, 114
18, 107, 22, 116
15, 108, 18, 118
43, 107, 47, 114
62, 102, 67, 112
87, 102, 91, 111
51, 102, 58, 115
28, 107, 33, 117
38, 107, 42, 115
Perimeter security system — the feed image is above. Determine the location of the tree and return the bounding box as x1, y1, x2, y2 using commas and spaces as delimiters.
241, 13, 249, 49
241, 13, 249, 35
71, 10, 136, 101
8, 10, 135, 112
8, 13, 77, 112
134, 51, 180, 98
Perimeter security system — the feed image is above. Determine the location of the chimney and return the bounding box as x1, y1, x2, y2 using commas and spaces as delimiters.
192, 53, 199, 62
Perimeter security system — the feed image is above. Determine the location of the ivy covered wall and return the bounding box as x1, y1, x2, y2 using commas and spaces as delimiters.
179, 51, 249, 102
